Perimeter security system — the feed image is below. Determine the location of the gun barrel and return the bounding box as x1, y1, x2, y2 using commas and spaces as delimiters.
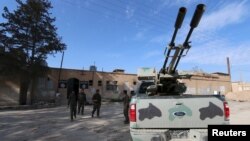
190, 4, 206, 28
163, 7, 187, 70
169, 7, 187, 46
162, 4, 206, 74
175, 7, 187, 29
173, 4, 206, 72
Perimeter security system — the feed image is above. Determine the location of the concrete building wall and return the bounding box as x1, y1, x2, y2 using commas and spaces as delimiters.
226, 82, 250, 101
0, 76, 20, 106
232, 82, 250, 92
0, 67, 231, 106
183, 73, 231, 95
0, 75, 52, 106
49, 68, 137, 104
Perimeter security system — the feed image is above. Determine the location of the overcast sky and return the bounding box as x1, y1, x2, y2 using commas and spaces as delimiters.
0, 0, 250, 82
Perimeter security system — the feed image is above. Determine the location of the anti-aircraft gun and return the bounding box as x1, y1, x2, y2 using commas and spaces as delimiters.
156, 4, 206, 95
130, 5, 230, 141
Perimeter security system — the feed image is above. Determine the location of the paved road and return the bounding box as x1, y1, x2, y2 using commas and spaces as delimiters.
1, 101, 250, 141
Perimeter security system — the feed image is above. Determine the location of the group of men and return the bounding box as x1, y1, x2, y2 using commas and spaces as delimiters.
68, 88, 131, 124
68, 88, 102, 121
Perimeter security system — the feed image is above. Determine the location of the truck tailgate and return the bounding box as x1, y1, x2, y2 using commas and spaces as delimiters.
134, 96, 228, 128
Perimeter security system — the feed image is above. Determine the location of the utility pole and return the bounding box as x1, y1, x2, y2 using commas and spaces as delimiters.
92, 62, 95, 84
91, 61, 96, 94
80, 66, 85, 89
57, 51, 64, 93
102, 67, 104, 95
81, 66, 84, 75
226, 57, 232, 92
226, 57, 231, 77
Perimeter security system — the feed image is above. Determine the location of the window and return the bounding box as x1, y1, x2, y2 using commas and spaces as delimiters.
106, 80, 118, 91
89, 80, 93, 86
98, 80, 102, 86
133, 81, 137, 85
80, 81, 89, 89
58, 80, 67, 89
131, 90, 135, 96
106, 81, 110, 85
139, 82, 154, 94
106, 84, 118, 91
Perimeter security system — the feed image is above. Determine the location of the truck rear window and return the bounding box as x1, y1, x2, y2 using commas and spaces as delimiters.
138, 82, 154, 94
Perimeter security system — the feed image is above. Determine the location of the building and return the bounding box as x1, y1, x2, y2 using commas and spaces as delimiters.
49, 67, 137, 104
0, 67, 232, 106
46, 68, 232, 103
232, 82, 250, 92
183, 72, 231, 95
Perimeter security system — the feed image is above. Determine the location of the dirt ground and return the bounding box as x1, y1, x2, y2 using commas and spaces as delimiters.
0, 102, 131, 141
228, 100, 250, 124
0, 101, 250, 141
226, 91, 250, 102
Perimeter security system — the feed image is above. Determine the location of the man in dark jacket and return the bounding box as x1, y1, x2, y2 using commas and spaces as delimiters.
123, 90, 130, 124
92, 89, 101, 118
68, 91, 77, 121
78, 88, 87, 115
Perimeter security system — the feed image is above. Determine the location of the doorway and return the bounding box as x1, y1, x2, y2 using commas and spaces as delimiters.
67, 78, 79, 99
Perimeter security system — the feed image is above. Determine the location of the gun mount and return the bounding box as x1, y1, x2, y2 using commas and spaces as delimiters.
156, 4, 206, 95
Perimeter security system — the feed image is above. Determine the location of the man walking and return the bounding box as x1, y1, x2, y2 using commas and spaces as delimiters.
68, 91, 77, 121
92, 89, 102, 118
78, 88, 86, 115
123, 90, 130, 124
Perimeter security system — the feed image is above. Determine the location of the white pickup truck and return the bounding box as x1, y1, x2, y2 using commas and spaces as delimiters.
129, 4, 230, 141
129, 82, 230, 141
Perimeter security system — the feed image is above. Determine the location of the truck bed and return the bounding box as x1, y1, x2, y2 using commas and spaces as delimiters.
130, 95, 229, 129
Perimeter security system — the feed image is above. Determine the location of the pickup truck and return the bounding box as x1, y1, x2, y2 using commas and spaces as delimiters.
129, 4, 230, 141
129, 81, 230, 141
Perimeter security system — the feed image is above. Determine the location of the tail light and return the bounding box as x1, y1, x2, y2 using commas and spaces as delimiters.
223, 101, 230, 120
130, 104, 136, 122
